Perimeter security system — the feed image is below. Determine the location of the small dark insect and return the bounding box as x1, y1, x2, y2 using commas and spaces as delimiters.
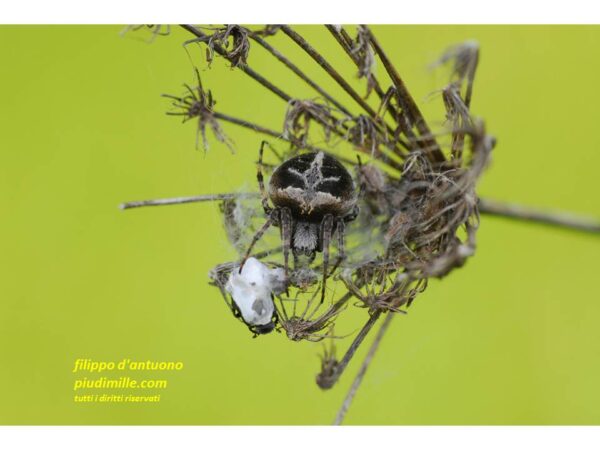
231, 301, 278, 336
240, 141, 359, 302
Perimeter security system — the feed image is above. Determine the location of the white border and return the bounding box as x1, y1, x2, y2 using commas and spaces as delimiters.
1, 0, 600, 24
2, 426, 600, 450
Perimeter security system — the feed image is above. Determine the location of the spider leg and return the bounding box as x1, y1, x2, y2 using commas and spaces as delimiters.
271, 303, 279, 326
257, 141, 273, 215
239, 210, 277, 273
280, 207, 292, 279
231, 303, 242, 319
320, 214, 334, 304
344, 205, 360, 223
260, 139, 285, 163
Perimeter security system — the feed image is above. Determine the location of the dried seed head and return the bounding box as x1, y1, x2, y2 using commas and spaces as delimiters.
347, 115, 391, 157
280, 317, 322, 342
341, 269, 419, 314
283, 99, 347, 147
162, 69, 234, 153
434, 40, 480, 85
206, 25, 251, 68
316, 341, 339, 388
351, 25, 376, 98
383, 121, 491, 280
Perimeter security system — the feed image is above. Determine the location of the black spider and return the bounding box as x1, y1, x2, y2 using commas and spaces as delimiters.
240, 141, 359, 302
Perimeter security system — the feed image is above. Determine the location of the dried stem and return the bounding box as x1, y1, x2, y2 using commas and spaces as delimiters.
325, 25, 399, 125
120, 193, 258, 210
181, 25, 405, 171
333, 312, 395, 425
181, 25, 292, 102
478, 198, 600, 234
181, 25, 353, 155
249, 32, 352, 116
317, 310, 382, 389
213, 111, 356, 166
213, 111, 283, 139
280, 25, 408, 159
365, 27, 445, 163
281, 25, 378, 119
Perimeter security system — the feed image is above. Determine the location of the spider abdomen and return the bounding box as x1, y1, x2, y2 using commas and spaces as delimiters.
268, 152, 356, 220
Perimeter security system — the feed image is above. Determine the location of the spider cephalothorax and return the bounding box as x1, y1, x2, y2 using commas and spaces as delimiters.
241, 142, 359, 301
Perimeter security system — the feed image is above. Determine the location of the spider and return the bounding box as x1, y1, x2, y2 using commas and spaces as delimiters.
239, 141, 360, 302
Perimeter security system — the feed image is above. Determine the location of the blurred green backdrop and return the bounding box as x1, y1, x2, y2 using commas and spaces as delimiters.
0, 25, 599, 425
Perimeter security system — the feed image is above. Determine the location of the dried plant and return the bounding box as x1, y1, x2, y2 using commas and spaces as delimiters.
346, 114, 391, 157
188, 25, 252, 68
350, 25, 377, 97
162, 68, 234, 152
121, 24, 600, 425
282, 98, 349, 146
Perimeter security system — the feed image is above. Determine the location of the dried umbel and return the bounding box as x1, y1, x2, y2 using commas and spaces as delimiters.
283, 99, 349, 147
350, 25, 376, 97
120, 25, 600, 425
162, 68, 234, 152
129, 22, 489, 384
197, 26, 492, 388
346, 114, 392, 157
203, 25, 251, 68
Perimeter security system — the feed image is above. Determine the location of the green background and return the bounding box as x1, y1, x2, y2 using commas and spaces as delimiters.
1, 25, 599, 425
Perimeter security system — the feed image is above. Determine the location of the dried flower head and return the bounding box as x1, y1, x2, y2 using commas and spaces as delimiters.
282, 98, 349, 147
351, 25, 376, 97
204, 25, 251, 68
346, 114, 391, 157
162, 68, 234, 152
